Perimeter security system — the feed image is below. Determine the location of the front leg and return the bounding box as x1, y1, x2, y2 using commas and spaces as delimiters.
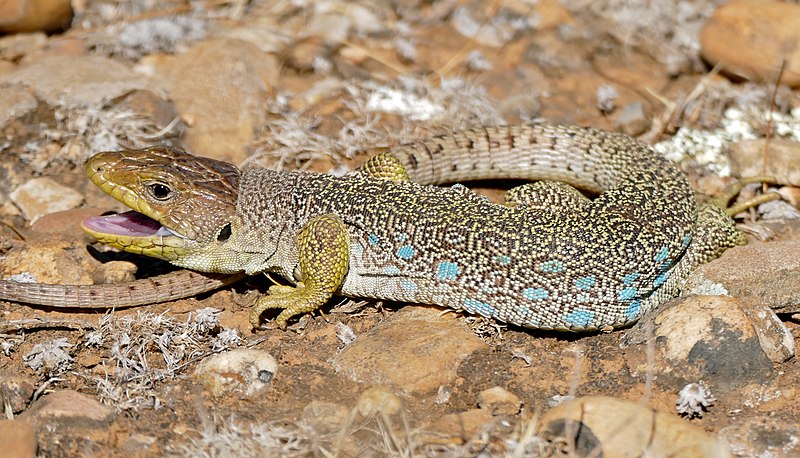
249, 213, 350, 330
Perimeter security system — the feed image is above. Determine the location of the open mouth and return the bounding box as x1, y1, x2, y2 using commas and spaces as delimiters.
83, 211, 182, 238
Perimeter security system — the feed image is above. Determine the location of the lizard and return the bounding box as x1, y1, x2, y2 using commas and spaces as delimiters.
1, 124, 767, 331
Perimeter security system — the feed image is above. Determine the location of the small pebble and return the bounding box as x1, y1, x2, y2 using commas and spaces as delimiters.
193, 349, 277, 397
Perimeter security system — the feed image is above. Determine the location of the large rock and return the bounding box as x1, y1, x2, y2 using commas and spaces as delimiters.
700, 1, 800, 86
148, 38, 279, 164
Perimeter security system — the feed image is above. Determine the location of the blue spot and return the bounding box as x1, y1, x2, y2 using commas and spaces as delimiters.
395, 233, 408, 242
464, 298, 494, 317
496, 255, 511, 266
622, 272, 640, 285
539, 260, 565, 273
396, 245, 415, 260
654, 246, 669, 262
564, 310, 594, 327
574, 276, 596, 290
654, 272, 668, 287
523, 287, 549, 301
368, 234, 380, 245
682, 233, 692, 248
436, 262, 460, 280
626, 300, 641, 320
658, 260, 672, 273
619, 287, 637, 301
400, 280, 418, 291
383, 266, 401, 275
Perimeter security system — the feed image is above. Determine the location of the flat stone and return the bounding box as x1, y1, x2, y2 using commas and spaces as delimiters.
2, 54, 162, 107
0, 32, 47, 61
691, 240, 800, 316
193, 348, 278, 397
477, 386, 521, 416
432, 408, 494, 444
719, 415, 800, 457
0, 419, 37, 458
9, 177, 83, 223
622, 295, 774, 393
301, 401, 349, 435
700, 0, 800, 86
0, 83, 38, 128
20, 390, 114, 427
28, 207, 107, 242
537, 396, 732, 457
331, 306, 487, 394
729, 139, 800, 187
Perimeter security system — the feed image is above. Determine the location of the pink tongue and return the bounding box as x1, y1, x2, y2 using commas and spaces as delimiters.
83, 211, 162, 236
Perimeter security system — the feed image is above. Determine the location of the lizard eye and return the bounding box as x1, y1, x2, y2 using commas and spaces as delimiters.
147, 182, 173, 201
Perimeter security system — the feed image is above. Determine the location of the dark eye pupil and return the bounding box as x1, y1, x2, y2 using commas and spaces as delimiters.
150, 183, 171, 199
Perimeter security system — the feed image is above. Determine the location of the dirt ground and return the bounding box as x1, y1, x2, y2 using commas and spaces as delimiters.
1, 1, 799, 456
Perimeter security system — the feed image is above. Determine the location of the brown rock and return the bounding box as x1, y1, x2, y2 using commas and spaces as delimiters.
537, 396, 732, 457
9, 178, 84, 223
719, 415, 800, 457
301, 401, 349, 434
692, 240, 800, 316
0, 0, 72, 34
153, 38, 279, 164
477, 386, 521, 416
0, 239, 97, 285
622, 295, 774, 392
0, 32, 47, 61
28, 207, 107, 242
0, 83, 37, 128
91, 260, 137, 284
332, 306, 487, 394
0, 371, 36, 413
433, 409, 494, 443
20, 390, 114, 427
356, 386, 402, 417
700, 1, 800, 86
0, 419, 37, 458
778, 186, 800, 207
729, 139, 800, 186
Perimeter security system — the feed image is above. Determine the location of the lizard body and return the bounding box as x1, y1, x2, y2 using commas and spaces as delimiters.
3, 124, 745, 331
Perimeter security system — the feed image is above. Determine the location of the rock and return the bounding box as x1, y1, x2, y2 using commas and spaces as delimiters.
700, 1, 800, 86
432, 409, 494, 444
20, 390, 114, 427
0, 371, 36, 413
0, 239, 96, 284
28, 207, 106, 242
0, 83, 37, 128
9, 178, 83, 223
477, 386, 521, 416
691, 240, 800, 316
613, 101, 649, 137
719, 415, 800, 457
0, 419, 37, 458
91, 260, 137, 284
537, 396, 732, 457
621, 295, 774, 392
332, 306, 487, 394
193, 348, 278, 397
778, 186, 800, 207
301, 401, 349, 434
356, 386, 402, 417
0, 0, 72, 34
287, 37, 329, 72
0, 32, 47, 61
2, 55, 161, 107
729, 139, 800, 186
151, 38, 279, 164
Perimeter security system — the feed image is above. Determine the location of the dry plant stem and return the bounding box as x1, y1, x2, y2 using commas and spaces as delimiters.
763, 59, 787, 193
0, 318, 96, 333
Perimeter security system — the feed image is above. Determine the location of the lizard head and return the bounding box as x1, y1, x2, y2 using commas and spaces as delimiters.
81, 146, 242, 272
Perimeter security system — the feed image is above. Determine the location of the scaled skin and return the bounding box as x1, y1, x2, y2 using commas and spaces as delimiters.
82, 124, 747, 331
